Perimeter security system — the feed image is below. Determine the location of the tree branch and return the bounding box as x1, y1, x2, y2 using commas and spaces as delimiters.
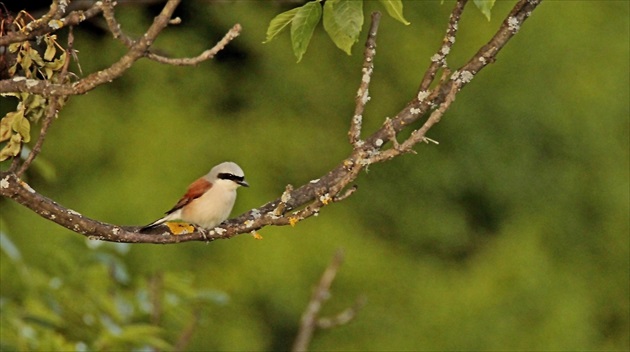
0, 0, 543, 244
14, 26, 75, 177
348, 11, 381, 146
418, 0, 467, 93
0, 0, 241, 96
100, 3, 242, 67
0, 1, 103, 47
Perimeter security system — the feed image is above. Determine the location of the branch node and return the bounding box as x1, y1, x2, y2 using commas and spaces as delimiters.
316, 295, 367, 329
274, 184, 293, 216
383, 117, 400, 150
334, 185, 358, 202
418, 0, 467, 92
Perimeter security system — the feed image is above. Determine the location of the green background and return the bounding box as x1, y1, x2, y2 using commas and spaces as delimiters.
1, 1, 628, 350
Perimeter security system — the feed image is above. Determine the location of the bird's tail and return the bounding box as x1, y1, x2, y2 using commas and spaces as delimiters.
139, 217, 168, 232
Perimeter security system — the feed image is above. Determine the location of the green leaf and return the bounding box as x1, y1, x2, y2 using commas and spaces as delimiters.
290, 1, 322, 62
378, 0, 410, 25
473, 0, 496, 21
264, 7, 301, 43
323, 0, 364, 55
12, 114, 31, 143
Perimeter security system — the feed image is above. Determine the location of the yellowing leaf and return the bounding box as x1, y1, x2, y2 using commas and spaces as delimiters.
44, 39, 57, 61
46, 51, 67, 71
323, 0, 363, 55
378, 0, 410, 25
0, 134, 23, 161
8, 42, 21, 53
21, 51, 32, 72
0, 112, 18, 142
264, 7, 300, 44
12, 115, 31, 143
29, 47, 45, 66
290, 1, 322, 62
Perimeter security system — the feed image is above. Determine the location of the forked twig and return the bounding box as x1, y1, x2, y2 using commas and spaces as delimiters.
292, 250, 365, 352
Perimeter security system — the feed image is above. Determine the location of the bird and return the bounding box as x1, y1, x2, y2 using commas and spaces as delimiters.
140, 161, 249, 231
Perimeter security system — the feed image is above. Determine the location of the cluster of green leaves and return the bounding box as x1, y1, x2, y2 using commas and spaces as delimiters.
264, 0, 497, 62
264, 0, 409, 62
0, 233, 227, 350
0, 12, 68, 161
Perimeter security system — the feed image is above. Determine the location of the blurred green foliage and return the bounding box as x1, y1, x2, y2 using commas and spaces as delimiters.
1, 1, 628, 350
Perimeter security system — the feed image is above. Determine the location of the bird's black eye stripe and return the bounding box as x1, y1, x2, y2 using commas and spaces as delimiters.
218, 173, 245, 183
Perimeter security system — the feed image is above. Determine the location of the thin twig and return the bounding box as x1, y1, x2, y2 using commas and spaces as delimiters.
174, 311, 200, 351
418, 0, 467, 93
293, 250, 356, 352
0, 0, 543, 244
403, 82, 459, 150
0, 0, 241, 96
317, 295, 367, 329
348, 12, 381, 146
16, 26, 75, 177
101, 1, 241, 67
146, 23, 242, 66
150, 273, 163, 326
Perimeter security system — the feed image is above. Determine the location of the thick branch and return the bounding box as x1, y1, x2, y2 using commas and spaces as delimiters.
1, 0, 543, 244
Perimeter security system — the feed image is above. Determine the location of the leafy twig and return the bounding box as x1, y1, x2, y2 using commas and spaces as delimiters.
0, 0, 543, 244
15, 26, 75, 177
0, 1, 103, 46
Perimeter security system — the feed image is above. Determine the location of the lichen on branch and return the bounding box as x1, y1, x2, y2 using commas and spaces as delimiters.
0, 0, 543, 244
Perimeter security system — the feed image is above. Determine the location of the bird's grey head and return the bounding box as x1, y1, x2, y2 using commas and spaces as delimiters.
208, 161, 249, 188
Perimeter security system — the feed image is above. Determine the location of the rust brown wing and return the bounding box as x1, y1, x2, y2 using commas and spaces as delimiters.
165, 177, 212, 214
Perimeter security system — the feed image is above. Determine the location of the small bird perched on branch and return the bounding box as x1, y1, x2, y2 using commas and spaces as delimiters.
140, 161, 249, 232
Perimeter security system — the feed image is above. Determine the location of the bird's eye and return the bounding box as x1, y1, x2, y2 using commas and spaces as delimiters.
218, 172, 245, 183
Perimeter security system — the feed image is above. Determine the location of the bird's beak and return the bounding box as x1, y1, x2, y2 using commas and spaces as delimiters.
238, 179, 250, 187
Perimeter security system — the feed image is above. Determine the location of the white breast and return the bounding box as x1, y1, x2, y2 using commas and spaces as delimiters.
180, 186, 237, 229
